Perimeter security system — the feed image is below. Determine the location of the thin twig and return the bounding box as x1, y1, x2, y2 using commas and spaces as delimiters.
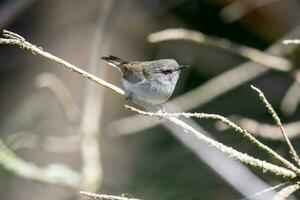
80, 191, 141, 200
166, 117, 274, 199
283, 39, 300, 45
251, 85, 300, 168
148, 28, 291, 72
124, 105, 300, 176
273, 182, 300, 200
125, 105, 298, 179
0, 30, 125, 96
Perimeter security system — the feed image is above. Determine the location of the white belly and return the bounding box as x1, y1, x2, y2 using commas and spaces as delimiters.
122, 79, 174, 105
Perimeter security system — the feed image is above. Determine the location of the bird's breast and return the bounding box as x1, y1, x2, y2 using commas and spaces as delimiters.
122, 78, 175, 105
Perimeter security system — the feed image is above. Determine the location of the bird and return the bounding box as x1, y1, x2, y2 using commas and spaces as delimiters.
101, 55, 189, 110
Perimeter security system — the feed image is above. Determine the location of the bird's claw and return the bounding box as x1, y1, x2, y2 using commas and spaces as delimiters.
156, 105, 166, 120
125, 91, 133, 101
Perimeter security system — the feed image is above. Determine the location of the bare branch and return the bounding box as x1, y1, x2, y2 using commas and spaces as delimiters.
251, 85, 300, 167
80, 191, 141, 200
0, 30, 122, 188
166, 117, 274, 198
125, 105, 300, 176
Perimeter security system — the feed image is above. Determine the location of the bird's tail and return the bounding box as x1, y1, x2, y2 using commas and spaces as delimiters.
101, 55, 127, 69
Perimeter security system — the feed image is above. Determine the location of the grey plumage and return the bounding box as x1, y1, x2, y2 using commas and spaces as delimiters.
101, 55, 189, 106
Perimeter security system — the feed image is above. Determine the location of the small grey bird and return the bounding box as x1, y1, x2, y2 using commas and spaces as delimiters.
101, 55, 189, 107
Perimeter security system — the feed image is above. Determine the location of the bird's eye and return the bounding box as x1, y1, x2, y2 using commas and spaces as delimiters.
161, 69, 172, 75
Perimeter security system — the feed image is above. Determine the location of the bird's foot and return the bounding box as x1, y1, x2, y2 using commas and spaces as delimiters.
125, 91, 133, 101
156, 105, 166, 120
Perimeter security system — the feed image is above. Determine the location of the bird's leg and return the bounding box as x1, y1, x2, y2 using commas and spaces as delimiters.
124, 91, 133, 101
156, 104, 166, 113
156, 104, 166, 120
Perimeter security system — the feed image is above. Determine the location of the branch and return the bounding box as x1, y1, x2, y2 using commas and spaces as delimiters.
148, 28, 291, 72
165, 117, 274, 198
124, 106, 298, 179
0, 30, 125, 96
80, 191, 141, 200
124, 105, 300, 177
251, 85, 300, 167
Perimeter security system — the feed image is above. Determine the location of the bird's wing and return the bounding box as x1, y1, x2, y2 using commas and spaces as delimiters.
101, 56, 146, 84
121, 62, 146, 84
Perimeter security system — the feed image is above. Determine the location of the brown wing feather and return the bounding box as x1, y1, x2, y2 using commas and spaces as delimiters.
121, 62, 145, 84
101, 55, 146, 84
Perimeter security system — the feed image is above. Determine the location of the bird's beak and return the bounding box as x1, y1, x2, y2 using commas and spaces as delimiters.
178, 64, 190, 70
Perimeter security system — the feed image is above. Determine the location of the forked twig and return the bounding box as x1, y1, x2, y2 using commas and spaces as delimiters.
124, 105, 300, 176
0, 30, 125, 96
125, 105, 299, 175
